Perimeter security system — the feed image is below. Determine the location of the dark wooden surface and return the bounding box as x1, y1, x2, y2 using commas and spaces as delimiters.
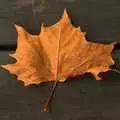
0, 52, 120, 120
0, 0, 120, 45
0, 0, 120, 120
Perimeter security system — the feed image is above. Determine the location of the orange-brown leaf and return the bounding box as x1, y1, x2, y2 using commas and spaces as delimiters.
1, 9, 115, 86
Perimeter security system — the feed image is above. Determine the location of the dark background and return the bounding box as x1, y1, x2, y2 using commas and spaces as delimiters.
0, 0, 120, 120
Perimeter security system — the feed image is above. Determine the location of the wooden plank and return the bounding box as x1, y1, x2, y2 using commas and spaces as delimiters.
0, 51, 120, 120
0, 0, 120, 45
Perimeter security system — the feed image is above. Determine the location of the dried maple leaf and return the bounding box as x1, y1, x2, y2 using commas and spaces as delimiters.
0, 9, 116, 112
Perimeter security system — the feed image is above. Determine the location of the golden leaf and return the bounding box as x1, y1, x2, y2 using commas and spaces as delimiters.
0, 9, 117, 112
1, 9, 115, 86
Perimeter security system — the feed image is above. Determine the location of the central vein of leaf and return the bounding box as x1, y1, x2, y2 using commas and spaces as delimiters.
55, 24, 61, 80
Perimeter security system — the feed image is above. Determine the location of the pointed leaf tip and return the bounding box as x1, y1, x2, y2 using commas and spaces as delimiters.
41, 23, 44, 28
76, 26, 81, 31
40, 23, 45, 34
14, 24, 18, 28
61, 8, 70, 22
63, 8, 67, 15
14, 24, 22, 30
63, 8, 68, 17
15, 24, 26, 31
14, 24, 27, 35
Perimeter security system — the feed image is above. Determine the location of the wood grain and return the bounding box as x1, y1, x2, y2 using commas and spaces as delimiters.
0, 0, 120, 45
0, 51, 120, 120
0, 0, 120, 119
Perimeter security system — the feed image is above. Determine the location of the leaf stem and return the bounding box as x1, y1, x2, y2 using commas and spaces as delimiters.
42, 81, 58, 112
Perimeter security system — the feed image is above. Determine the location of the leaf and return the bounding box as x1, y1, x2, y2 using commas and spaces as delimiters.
0, 9, 116, 112
1, 9, 115, 86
